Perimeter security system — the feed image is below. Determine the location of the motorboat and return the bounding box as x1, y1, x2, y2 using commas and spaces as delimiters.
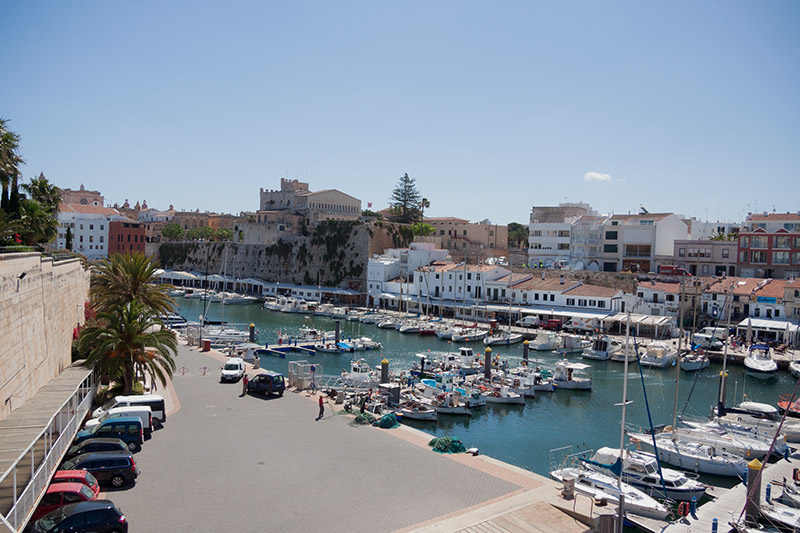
584, 447, 707, 501
418, 389, 470, 416
456, 347, 481, 375
398, 320, 421, 334
549, 467, 669, 520
330, 307, 348, 319
582, 336, 621, 361
377, 317, 401, 329
167, 288, 185, 297
779, 394, 800, 419
201, 326, 250, 346
557, 334, 590, 355
553, 361, 592, 390
743, 344, 778, 380
418, 374, 486, 409
314, 303, 334, 317
638, 342, 677, 368
484, 385, 525, 405
417, 321, 437, 336
435, 325, 458, 339
680, 350, 710, 371
508, 365, 555, 392
790, 360, 800, 379
159, 313, 187, 328
484, 329, 524, 346
529, 332, 558, 351
284, 325, 323, 344
346, 310, 364, 321
184, 288, 211, 300
628, 432, 747, 477
610, 342, 639, 362
358, 313, 378, 324
451, 328, 489, 343
713, 401, 800, 443
395, 400, 437, 422
262, 297, 282, 311
220, 292, 257, 305
341, 359, 376, 385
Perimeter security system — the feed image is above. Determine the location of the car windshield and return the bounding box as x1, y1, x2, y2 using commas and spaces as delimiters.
37, 506, 72, 529
87, 424, 101, 435
224, 364, 239, 371
83, 472, 98, 486
61, 458, 78, 470
79, 485, 95, 499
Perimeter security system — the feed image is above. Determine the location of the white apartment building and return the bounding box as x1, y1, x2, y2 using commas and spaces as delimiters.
367, 242, 449, 307
56, 204, 125, 260
603, 213, 688, 273
528, 202, 596, 268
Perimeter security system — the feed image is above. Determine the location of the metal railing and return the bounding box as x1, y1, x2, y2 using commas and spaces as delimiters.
0, 373, 96, 532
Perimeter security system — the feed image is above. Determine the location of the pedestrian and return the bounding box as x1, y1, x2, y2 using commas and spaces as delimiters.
316, 394, 325, 421
241, 373, 248, 397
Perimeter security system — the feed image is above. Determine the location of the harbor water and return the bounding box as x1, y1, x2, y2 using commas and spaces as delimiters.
178, 298, 798, 481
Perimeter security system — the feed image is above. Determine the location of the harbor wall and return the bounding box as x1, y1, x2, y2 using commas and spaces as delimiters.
0, 253, 90, 421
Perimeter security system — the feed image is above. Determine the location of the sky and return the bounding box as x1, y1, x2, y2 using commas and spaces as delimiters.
3, 1, 798, 225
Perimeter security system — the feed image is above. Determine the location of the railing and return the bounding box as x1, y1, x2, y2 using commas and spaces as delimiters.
0, 373, 96, 532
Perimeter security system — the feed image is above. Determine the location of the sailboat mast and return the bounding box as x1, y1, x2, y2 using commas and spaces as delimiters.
673, 276, 685, 429
617, 311, 632, 533
718, 286, 734, 411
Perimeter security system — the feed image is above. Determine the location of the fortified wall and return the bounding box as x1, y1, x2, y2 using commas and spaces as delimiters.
158, 220, 414, 292
0, 253, 90, 421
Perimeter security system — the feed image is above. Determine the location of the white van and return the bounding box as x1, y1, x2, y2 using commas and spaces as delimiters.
699, 327, 728, 340
92, 394, 166, 424
220, 357, 246, 383
693, 333, 724, 350
85, 405, 154, 435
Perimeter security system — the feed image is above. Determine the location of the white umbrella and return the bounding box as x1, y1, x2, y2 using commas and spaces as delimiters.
746, 318, 753, 344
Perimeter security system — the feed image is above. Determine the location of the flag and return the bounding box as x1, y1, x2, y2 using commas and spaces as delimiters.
368, 202, 372, 208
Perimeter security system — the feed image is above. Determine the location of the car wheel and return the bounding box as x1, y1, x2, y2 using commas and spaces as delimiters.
278, 391, 283, 397
110, 475, 125, 488
127, 441, 139, 452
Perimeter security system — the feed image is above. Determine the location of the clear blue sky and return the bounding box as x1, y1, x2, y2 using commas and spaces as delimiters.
3, 1, 798, 225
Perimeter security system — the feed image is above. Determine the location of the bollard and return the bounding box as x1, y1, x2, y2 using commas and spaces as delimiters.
249, 323, 256, 343
690, 496, 697, 516
380, 358, 389, 384
523, 340, 529, 361
766, 483, 772, 503
335, 321, 341, 346
745, 459, 762, 525
484, 348, 492, 379
711, 518, 718, 533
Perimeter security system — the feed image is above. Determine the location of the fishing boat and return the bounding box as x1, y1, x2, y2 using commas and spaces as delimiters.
484, 329, 524, 346
549, 467, 670, 520
557, 334, 590, 355
451, 328, 489, 343
508, 365, 555, 392
582, 336, 621, 361
529, 332, 558, 351
778, 394, 800, 419
680, 351, 710, 371
553, 361, 592, 390
419, 389, 470, 416
341, 359, 376, 385
628, 432, 748, 477
743, 344, 778, 380
583, 447, 707, 501
638, 342, 677, 368
395, 399, 437, 421
484, 384, 525, 405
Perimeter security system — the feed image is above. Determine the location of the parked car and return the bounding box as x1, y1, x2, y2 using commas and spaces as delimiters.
515, 316, 540, 328
693, 333, 724, 350
698, 327, 728, 341
84, 406, 154, 436
31, 483, 97, 521
60, 451, 139, 488
220, 357, 246, 382
30, 500, 128, 533
247, 371, 285, 397
50, 471, 100, 497
65, 438, 129, 461
92, 394, 166, 424
74, 417, 144, 452
541, 319, 563, 331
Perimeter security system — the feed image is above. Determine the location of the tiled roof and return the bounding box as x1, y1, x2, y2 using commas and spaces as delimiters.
493, 273, 533, 285
424, 217, 469, 223
419, 262, 461, 273
706, 277, 762, 296
637, 281, 682, 294
511, 276, 580, 292
786, 279, 800, 289
748, 213, 800, 221
753, 279, 788, 299
562, 284, 620, 297
60, 204, 120, 215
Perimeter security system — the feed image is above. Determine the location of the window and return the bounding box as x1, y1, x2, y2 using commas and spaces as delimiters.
604, 244, 618, 253
793, 252, 800, 265
751, 235, 767, 248
550, 294, 555, 302
558, 243, 570, 250
605, 231, 618, 240
534, 293, 539, 300
463, 230, 467, 236
722, 249, 729, 258
774, 251, 790, 264
597, 301, 605, 308
531, 230, 542, 237
667, 294, 674, 302
567, 298, 575, 306
740, 251, 748, 262
637, 292, 643, 298
775, 236, 791, 249
625, 244, 651, 258
678, 248, 685, 257
579, 299, 587, 306
795, 237, 800, 248
639, 220, 654, 226
79, 224, 83, 230
751, 250, 767, 263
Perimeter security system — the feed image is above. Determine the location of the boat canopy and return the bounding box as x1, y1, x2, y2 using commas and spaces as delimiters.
564, 363, 591, 371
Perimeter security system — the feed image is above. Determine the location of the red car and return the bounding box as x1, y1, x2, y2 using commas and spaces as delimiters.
31, 483, 97, 521
541, 319, 563, 331
50, 470, 100, 497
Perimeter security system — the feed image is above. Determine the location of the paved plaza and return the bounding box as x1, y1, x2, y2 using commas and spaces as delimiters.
104, 344, 535, 532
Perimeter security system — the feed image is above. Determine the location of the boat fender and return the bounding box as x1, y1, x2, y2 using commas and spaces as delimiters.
466, 447, 479, 456
678, 502, 690, 517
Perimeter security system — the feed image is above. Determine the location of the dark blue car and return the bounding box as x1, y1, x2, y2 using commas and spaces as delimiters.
74, 417, 143, 452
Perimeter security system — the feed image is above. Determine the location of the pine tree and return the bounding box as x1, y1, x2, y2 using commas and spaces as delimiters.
389, 173, 422, 224
65, 226, 73, 251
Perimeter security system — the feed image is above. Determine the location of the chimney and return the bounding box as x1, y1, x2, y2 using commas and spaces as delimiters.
541, 271, 545, 280
559, 275, 565, 285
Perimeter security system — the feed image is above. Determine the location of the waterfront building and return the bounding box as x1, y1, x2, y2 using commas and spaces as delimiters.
703, 277, 763, 323
368, 243, 450, 307
635, 281, 683, 317
233, 211, 304, 245
569, 215, 607, 271
108, 219, 146, 255
737, 212, 800, 279
56, 204, 128, 259
784, 279, 800, 322
422, 217, 508, 261
662, 239, 738, 277
604, 212, 688, 273
750, 278, 789, 320
528, 202, 596, 269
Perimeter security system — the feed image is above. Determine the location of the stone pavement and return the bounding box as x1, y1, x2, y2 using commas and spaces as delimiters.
104, 344, 553, 532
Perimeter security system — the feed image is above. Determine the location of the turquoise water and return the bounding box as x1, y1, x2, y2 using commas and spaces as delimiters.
178, 298, 798, 480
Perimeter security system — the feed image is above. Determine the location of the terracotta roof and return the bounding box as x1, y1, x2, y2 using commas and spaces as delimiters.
786, 279, 800, 289
748, 213, 800, 221
562, 284, 620, 297
511, 276, 581, 292
637, 281, 682, 294
419, 262, 461, 273
424, 217, 469, 223
493, 273, 533, 285
706, 277, 762, 296
753, 279, 788, 299
60, 204, 120, 216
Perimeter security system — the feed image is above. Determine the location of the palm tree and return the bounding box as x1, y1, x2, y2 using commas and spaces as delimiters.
18, 198, 59, 245
78, 300, 178, 396
91, 252, 175, 317
0, 210, 21, 244
420, 197, 430, 221
0, 118, 24, 213
22, 173, 61, 214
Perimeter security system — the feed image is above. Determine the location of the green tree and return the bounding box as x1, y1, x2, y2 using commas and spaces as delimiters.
361, 209, 382, 219
65, 226, 73, 251
186, 226, 214, 241
507, 222, 529, 249
411, 222, 435, 236
0, 118, 24, 213
389, 173, 422, 223
161, 222, 184, 241
78, 300, 177, 396
18, 198, 59, 245
0, 210, 21, 245
22, 173, 61, 214
213, 228, 233, 241
90, 252, 176, 317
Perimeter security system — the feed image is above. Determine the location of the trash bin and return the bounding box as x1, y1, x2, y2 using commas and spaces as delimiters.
202, 340, 211, 352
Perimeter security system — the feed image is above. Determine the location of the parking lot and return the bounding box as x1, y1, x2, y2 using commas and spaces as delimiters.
104, 344, 523, 532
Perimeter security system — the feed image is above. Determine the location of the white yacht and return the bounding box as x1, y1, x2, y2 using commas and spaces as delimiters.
743, 344, 778, 379
451, 327, 489, 343
680, 351, 710, 371
529, 332, 558, 351
638, 342, 677, 368
557, 334, 590, 355
553, 361, 592, 390
628, 432, 747, 478
715, 401, 800, 443
582, 336, 621, 361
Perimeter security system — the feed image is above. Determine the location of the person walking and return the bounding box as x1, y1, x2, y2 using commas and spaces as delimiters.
316, 394, 325, 421
241, 373, 249, 397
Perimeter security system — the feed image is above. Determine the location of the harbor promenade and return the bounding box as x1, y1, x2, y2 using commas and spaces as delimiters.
104, 343, 600, 532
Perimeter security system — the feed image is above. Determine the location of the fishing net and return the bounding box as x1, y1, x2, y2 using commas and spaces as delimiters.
374, 413, 399, 429
428, 437, 467, 454
350, 413, 375, 426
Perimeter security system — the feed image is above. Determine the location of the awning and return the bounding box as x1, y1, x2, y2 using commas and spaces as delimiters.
736, 318, 800, 332
158, 270, 197, 281
519, 308, 611, 320
602, 313, 673, 327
